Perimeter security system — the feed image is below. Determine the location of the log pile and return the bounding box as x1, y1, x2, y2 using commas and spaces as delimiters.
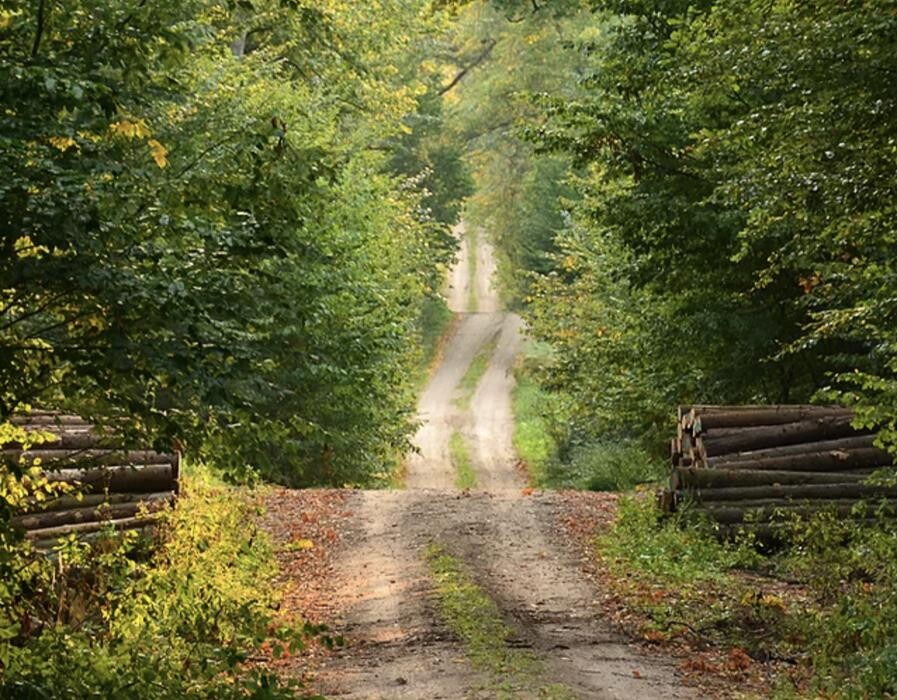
662, 405, 897, 536
4, 412, 180, 547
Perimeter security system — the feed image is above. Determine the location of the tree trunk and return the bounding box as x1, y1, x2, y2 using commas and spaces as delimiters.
25, 491, 140, 513
692, 499, 897, 524
12, 493, 171, 531
698, 415, 865, 458
44, 464, 176, 494
690, 406, 851, 432
673, 467, 870, 490
4, 448, 172, 468
707, 435, 878, 466
688, 482, 897, 504
24, 513, 163, 541
705, 447, 892, 473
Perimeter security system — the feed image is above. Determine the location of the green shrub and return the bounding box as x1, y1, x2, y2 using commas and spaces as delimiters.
0, 467, 315, 699
554, 441, 668, 492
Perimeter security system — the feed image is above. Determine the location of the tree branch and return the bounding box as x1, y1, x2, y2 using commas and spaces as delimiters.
31, 0, 47, 58
438, 40, 496, 96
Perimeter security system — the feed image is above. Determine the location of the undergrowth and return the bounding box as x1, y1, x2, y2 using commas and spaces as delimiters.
416, 294, 455, 386
599, 497, 897, 698
0, 466, 319, 699
512, 346, 666, 490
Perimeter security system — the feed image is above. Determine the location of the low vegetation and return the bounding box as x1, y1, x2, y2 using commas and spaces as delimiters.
599, 497, 897, 698
450, 431, 477, 490
513, 347, 666, 491
0, 467, 319, 698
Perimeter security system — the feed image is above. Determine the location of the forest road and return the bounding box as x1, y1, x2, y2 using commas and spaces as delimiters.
308, 224, 697, 699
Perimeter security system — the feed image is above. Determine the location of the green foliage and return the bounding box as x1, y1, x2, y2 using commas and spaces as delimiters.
511, 368, 555, 486
449, 430, 477, 489
602, 498, 897, 697
0, 0, 464, 486
450, 0, 897, 461
601, 497, 760, 584
414, 294, 455, 383
554, 441, 666, 492
445, 3, 584, 304
0, 468, 317, 699
512, 343, 666, 490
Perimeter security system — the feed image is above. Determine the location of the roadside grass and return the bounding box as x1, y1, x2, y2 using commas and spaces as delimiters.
467, 227, 478, 312
424, 544, 577, 699
550, 441, 667, 491
511, 370, 555, 487
512, 344, 666, 491
597, 496, 897, 698
454, 336, 498, 412
450, 430, 477, 490
416, 295, 456, 387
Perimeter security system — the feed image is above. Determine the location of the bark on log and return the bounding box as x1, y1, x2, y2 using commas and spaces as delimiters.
693, 500, 897, 525
698, 415, 865, 458
706, 447, 892, 473
24, 513, 163, 541
3, 448, 172, 467
708, 435, 878, 466
690, 483, 897, 504
691, 406, 852, 432
24, 490, 170, 514
12, 493, 171, 531
10, 414, 90, 426
3, 433, 122, 451
673, 467, 871, 490
44, 464, 176, 494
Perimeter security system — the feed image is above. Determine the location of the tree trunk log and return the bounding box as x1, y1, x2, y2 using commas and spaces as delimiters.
12, 493, 171, 531
689, 482, 897, 503
705, 447, 891, 473
44, 464, 176, 494
23, 490, 171, 514
3, 433, 123, 451
673, 467, 871, 490
698, 415, 865, 458
4, 448, 172, 468
707, 435, 878, 466
24, 513, 163, 541
692, 499, 897, 524
691, 406, 852, 432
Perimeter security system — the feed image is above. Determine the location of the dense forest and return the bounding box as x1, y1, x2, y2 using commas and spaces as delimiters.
2, 0, 897, 697
451, 0, 897, 474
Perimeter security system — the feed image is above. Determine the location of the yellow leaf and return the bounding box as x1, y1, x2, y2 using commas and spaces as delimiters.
110, 119, 151, 139
48, 135, 77, 152
286, 538, 315, 551
148, 139, 168, 168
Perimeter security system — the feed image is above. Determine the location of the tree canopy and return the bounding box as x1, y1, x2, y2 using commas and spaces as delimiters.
0, 0, 469, 485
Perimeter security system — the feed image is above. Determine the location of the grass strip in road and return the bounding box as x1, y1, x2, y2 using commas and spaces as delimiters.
467, 227, 478, 312
449, 431, 477, 490
424, 544, 577, 699
454, 336, 498, 412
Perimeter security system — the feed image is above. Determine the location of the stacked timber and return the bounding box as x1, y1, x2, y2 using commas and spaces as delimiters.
4, 412, 179, 547
662, 405, 897, 535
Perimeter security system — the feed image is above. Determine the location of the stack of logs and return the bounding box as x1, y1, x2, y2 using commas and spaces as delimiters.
4, 412, 179, 548
662, 405, 897, 536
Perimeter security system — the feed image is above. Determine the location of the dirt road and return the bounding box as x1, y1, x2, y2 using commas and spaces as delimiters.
296, 225, 696, 698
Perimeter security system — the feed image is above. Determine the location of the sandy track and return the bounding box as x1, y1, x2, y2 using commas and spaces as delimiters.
296, 226, 695, 698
